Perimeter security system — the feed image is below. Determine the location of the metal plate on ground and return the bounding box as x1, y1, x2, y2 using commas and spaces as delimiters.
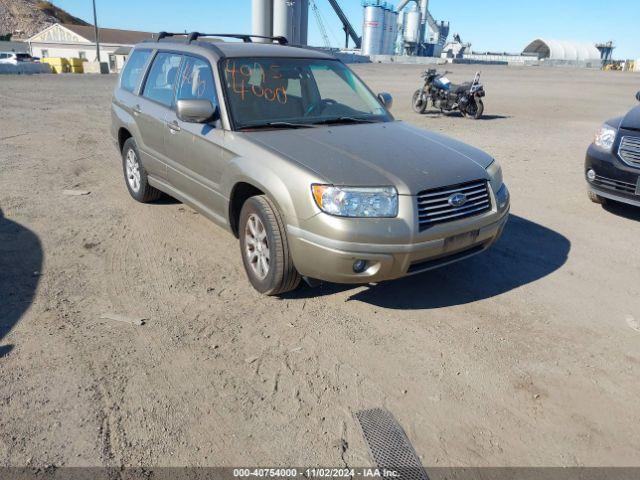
356, 408, 429, 480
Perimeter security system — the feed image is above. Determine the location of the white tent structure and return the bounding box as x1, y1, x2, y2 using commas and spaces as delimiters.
523, 39, 601, 62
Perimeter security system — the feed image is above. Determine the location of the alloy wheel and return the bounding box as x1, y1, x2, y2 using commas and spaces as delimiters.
125, 148, 141, 193
244, 213, 270, 280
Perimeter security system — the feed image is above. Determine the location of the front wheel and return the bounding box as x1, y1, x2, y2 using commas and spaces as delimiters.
239, 195, 301, 295
463, 98, 484, 119
411, 90, 428, 114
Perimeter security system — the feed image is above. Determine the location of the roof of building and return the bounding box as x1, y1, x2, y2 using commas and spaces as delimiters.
61, 24, 155, 44
0, 40, 30, 53
113, 46, 132, 55
522, 39, 601, 62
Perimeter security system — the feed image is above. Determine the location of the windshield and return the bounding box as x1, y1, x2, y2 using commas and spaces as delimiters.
221, 57, 391, 129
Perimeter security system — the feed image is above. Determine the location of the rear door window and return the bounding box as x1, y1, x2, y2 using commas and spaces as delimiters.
120, 49, 151, 93
142, 52, 183, 107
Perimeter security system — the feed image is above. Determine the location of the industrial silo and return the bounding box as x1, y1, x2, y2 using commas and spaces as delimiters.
252, 0, 308, 45
362, 2, 385, 56
252, 0, 273, 42
381, 6, 390, 54
388, 10, 398, 54
298, 0, 308, 45
272, 0, 308, 45
385, 7, 396, 54
403, 6, 421, 44
272, 0, 293, 41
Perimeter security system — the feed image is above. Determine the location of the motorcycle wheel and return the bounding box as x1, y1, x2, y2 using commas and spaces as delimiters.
463, 98, 484, 119
412, 90, 428, 114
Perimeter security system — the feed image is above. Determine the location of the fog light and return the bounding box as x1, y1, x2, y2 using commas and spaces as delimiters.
353, 260, 368, 273
587, 169, 596, 182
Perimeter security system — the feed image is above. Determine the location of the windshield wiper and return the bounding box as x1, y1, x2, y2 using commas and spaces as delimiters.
238, 121, 317, 131
312, 116, 381, 126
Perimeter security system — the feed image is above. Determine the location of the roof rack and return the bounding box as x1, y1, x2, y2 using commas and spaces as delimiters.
156, 31, 184, 41
155, 32, 288, 45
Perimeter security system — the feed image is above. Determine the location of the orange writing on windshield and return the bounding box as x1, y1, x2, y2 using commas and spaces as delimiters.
225, 62, 288, 104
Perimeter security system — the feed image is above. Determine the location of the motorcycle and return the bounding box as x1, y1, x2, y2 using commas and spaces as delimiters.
412, 69, 485, 119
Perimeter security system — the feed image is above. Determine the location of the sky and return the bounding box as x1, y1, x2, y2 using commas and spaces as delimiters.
52, 0, 640, 59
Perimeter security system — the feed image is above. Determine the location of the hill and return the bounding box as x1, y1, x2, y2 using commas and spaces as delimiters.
0, 0, 89, 39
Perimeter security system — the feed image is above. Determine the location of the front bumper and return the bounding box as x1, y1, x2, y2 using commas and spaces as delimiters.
287, 185, 510, 284
585, 143, 640, 207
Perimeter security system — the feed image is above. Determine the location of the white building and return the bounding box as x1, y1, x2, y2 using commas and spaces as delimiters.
27, 23, 154, 72
522, 39, 601, 63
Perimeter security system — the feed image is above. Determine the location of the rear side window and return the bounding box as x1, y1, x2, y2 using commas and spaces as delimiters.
176, 56, 218, 106
120, 49, 151, 93
142, 52, 183, 107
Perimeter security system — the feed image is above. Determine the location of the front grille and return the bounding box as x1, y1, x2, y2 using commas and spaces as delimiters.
417, 179, 491, 230
619, 136, 640, 168
593, 174, 637, 195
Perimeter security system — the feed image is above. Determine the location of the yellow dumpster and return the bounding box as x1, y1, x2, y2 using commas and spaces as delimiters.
41, 57, 69, 74
41, 57, 84, 74
67, 57, 83, 67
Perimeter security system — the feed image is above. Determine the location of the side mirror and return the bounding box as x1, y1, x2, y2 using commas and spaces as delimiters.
176, 99, 218, 123
636, 91, 640, 102
378, 92, 393, 110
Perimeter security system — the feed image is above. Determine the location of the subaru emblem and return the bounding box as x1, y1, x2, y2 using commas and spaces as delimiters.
448, 193, 468, 207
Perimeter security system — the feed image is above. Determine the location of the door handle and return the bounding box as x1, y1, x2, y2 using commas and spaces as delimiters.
133, 104, 141, 116
167, 121, 181, 133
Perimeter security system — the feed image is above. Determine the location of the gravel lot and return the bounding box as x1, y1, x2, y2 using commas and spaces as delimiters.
1, 64, 639, 468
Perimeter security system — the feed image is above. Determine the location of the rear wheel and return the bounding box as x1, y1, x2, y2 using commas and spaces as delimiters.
411, 90, 428, 114
239, 195, 301, 295
121, 138, 162, 203
588, 190, 607, 205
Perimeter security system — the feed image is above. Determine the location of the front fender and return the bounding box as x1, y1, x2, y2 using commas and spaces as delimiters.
220, 153, 321, 229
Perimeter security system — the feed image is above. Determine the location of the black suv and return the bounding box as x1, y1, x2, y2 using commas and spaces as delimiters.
585, 91, 640, 208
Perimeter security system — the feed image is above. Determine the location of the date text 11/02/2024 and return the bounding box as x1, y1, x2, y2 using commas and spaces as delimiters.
225, 61, 289, 105
232, 468, 402, 478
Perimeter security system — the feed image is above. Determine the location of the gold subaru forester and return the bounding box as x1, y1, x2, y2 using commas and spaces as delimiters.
111, 33, 510, 295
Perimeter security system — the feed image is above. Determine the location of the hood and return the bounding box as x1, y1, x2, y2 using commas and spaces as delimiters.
605, 115, 624, 129
244, 121, 493, 195
620, 105, 640, 130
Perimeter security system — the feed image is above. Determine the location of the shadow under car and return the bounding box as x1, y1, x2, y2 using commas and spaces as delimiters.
288, 214, 570, 310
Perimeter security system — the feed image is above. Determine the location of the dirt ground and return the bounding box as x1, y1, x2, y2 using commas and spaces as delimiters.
1, 64, 639, 468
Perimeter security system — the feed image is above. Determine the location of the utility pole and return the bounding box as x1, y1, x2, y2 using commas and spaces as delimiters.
92, 0, 101, 62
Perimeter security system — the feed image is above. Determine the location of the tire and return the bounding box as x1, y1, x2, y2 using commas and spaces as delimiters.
411, 90, 428, 114
121, 138, 162, 203
588, 190, 607, 205
239, 195, 301, 295
463, 98, 484, 119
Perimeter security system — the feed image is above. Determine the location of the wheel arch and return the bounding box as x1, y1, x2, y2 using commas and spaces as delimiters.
222, 151, 322, 238
228, 182, 266, 237
118, 127, 133, 153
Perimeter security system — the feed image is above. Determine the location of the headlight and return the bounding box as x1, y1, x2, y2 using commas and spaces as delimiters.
486, 160, 503, 193
311, 185, 398, 218
594, 124, 617, 151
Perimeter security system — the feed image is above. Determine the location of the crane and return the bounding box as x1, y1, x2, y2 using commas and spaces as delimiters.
326, 0, 361, 49
310, 0, 331, 48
